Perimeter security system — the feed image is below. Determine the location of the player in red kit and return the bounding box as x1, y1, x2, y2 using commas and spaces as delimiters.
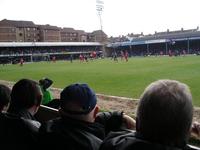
20, 58, 24, 66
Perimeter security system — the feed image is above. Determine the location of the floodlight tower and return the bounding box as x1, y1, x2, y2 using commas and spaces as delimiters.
96, 0, 106, 56
96, 0, 104, 42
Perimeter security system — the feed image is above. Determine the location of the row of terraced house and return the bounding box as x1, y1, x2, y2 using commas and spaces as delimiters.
0, 19, 107, 43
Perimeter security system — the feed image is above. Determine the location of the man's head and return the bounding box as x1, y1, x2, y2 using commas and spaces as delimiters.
39, 78, 53, 91
0, 84, 11, 112
60, 83, 98, 122
9, 79, 43, 115
136, 79, 193, 147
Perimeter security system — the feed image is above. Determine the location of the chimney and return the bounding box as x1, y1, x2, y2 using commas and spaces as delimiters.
167, 29, 169, 32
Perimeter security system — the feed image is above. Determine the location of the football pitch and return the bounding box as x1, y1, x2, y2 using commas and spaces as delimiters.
0, 55, 200, 106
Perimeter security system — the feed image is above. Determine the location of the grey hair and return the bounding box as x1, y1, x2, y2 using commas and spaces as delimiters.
136, 79, 193, 147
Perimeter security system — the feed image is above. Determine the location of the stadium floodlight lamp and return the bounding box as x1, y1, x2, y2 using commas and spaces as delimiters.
96, 0, 104, 22
96, 0, 104, 11
96, 0, 104, 41
96, 0, 104, 28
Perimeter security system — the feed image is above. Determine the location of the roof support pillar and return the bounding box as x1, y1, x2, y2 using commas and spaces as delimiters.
187, 39, 190, 54
165, 42, 168, 55
146, 44, 149, 55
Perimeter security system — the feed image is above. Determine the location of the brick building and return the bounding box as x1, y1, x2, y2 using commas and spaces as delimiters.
0, 19, 16, 42
38, 25, 61, 42
0, 19, 39, 42
60, 28, 78, 42
76, 30, 87, 42
0, 19, 107, 43
87, 30, 107, 43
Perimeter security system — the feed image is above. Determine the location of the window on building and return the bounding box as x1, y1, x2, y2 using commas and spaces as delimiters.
19, 33, 23, 36
27, 28, 30, 31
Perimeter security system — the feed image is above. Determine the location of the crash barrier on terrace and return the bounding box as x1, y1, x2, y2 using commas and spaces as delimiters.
35, 105, 59, 122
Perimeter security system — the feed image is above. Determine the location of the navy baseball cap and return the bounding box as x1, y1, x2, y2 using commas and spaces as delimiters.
60, 83, 97, 114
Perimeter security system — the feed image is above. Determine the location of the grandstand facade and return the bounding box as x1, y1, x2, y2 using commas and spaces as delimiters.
0, 42, 103, 64
106, 27, 200, 56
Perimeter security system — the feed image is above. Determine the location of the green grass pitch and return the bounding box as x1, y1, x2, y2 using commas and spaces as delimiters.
0, 55, 200, 106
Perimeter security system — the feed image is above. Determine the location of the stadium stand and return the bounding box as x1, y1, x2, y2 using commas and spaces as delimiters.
107, 28, 200, 57
0, 42, 103, 64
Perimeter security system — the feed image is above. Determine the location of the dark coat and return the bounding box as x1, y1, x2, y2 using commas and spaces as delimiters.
8, 108, 37, 120
0, 112, 41, 149
100, 130, 200, 150
39, 111, 123, 150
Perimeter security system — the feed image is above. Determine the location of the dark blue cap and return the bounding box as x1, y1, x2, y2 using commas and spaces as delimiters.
60, 83, 97, 114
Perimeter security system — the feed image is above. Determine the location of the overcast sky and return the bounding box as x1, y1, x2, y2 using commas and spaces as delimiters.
0, 0, 200, 37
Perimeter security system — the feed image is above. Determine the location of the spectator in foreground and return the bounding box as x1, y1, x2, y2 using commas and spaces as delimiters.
0, 84, 11, 112
0, 79, 43, 148
8, 78, 42, 122
39, 83, 135, 149
100, 79, 198, 150
39, 78, 54, 105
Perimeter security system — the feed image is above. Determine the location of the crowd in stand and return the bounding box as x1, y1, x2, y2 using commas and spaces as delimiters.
111, 47, 200, 58
0, 47, 99, 55
0, 48, 103, 64
0, 78, 200, 149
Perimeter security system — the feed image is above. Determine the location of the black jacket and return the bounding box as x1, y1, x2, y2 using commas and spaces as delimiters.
0, 112, 41, 149
100, 130, 200, 150
8, 108, 37, 120
39, 111, 123, 150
